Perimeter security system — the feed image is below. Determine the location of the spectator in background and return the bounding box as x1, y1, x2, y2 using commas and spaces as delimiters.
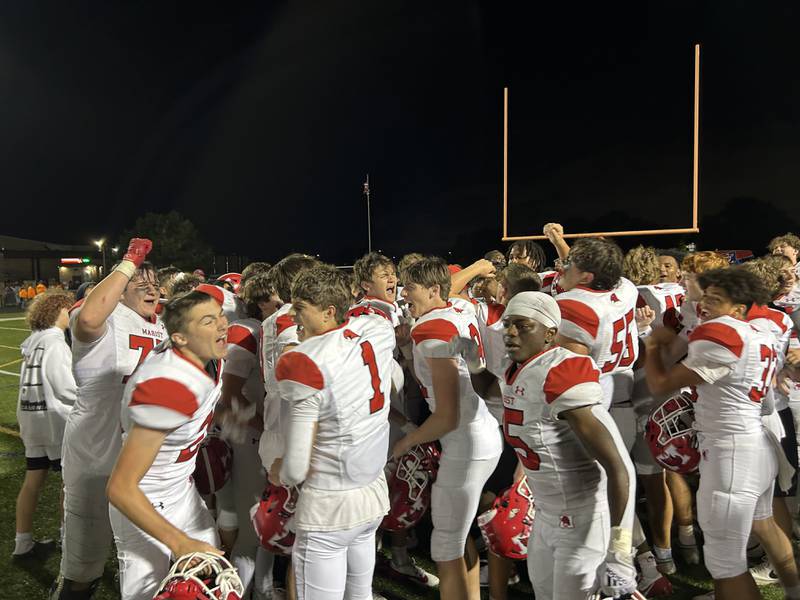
769, 233, 800, 279
36, 281, 47, 296
192, 269, 206, 282
14, 291, 77, 558
75, 282, 96, 302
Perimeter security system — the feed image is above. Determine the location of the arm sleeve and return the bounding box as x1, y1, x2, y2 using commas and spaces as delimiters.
44, 341, 77, 419
556, 298, 599, 347
544, 356, 603, 419
128, 377, 198, 430
280, 392, 322, 486
682, 324, 741, 383
225, 325, 258, 379
411, 318, 460, 359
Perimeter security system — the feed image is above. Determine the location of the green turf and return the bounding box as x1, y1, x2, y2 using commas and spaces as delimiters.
0, 310, 786, 599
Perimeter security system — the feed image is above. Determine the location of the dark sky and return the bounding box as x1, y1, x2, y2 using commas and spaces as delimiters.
2, 1, 799, 264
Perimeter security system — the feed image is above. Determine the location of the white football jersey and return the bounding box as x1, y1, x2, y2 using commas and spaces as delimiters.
225, 318, 264, 407
474, 301, 508, 422
637, 282, 686, 333
539, 270, 564, 297
275, 313, 394, 491
747, 304, 793, 410
64, 302, 166, 475
350, 296, 401, 328
220, 287, 247, 323
18, 327, 76, 448
121, 347, 219, 499
682, 315, 777, 439
501, 346, 605, 513
260, 303, 299, 462
410, 303, 500, 459
556, 278, 639, 407
449, 296, 479, 317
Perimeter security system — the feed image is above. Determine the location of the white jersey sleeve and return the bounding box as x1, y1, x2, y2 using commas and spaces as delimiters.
225, 322, 259, 379
556, 297, 600, 349
276, 350, 326, 403
128, 375, 200, 431
411, 317, 462, 359
542, 355, 603, 419
682, 321, 742, 384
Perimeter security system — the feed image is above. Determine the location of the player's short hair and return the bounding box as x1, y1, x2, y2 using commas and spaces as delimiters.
506, 240, 547, 271
656, 248, 687, 265
162, 290, 220, 336
680, 251, 729, 274
240, 273, 276, 319
398, 253, 425, 283
623, 246, 660, 286
740, 259, 782, 299
403, 256, 451, 299
484, 249, 507, 270
112, 261, 156, 286
26, 291, 75, 331
353, 252, 395, 292
291, 264, 352, 324
497, 263, 542, 298
761, 254, 795, 290
271, 254, 321, 303
568, 238, 623, 291
241, 262, 272, 285
697, 267, 771, 309
768, 233, 800, 253
170, 273, 202, 296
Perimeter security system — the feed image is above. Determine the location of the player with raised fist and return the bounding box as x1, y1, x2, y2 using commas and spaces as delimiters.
51, 238, 167, 600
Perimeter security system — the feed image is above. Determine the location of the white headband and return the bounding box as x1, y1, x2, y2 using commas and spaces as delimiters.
504, 291, 561, 329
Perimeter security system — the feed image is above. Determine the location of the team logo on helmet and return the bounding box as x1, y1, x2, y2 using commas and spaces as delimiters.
251, 484, 299, 555
646, 393, 700, 474
381, 443, 440, 532
477, 477, 535, 560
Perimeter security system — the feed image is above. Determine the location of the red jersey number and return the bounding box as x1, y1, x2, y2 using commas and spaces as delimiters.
177, 411, 214, 463
467, 323, 486, 362
123, 335, 157, 383
601, 309, 636, 373
503, 407, 540, 470
360, 341, 385, 414
748, 344, 777, 404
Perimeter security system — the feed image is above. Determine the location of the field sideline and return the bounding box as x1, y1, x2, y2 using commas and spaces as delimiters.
0, 309, 784, 599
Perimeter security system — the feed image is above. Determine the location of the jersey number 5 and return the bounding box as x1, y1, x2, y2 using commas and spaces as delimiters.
503, 407, 540, 470
360, 341, 385, 414
602, 309, 636, 373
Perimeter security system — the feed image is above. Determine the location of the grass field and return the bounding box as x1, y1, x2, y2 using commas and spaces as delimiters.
0, 308, 785, 599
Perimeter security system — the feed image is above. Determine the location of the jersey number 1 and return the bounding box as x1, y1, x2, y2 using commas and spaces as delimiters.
360, 341, 385, 414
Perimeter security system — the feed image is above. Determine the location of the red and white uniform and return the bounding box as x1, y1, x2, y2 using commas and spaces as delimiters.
502, 347, 632, 600
637, 282, 685, 333
475, 300, 508, 421
110, 347, 220, 600
556, 279, 639, 408
449, 295, 480, 317
539, 270, 564, 297
60, 302, 166, 583
226, 318, 265, 406
259, 303, 299, 468
747, 304, 793, 411
351, 296, 401, 328
276, 314, 394, 599
220, 286, 247, 323
410, 303, 502, 562
681, 315, 781, 580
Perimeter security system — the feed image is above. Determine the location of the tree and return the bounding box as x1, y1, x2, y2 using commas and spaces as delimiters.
117, 211, 212, 271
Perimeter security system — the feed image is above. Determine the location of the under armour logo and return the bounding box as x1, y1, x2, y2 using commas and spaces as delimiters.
514, 386, 525, 396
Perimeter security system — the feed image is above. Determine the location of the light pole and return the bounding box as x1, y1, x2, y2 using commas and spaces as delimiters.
94, 239, 107, 277
363, 175, 372, 253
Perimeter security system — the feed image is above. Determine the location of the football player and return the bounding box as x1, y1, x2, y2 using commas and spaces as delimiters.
393, 257, 502, 600
656, 249, 685, 285
15, 292, 76, 559
500, 291, 638, 599
506, 240, 548, 271
644, 267, 800, 600
268, 265, 395, 600
52, 238, 166, 600
768, 233, 800, 279
107, 287, 228, 600
679, 251, 730, 339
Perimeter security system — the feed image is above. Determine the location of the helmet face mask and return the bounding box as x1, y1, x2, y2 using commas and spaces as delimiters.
381, 442, 440, 532
154, 552, 244, 600
646, 393, 701, 474
477, 477, 535, 561
251, 484, 298, 555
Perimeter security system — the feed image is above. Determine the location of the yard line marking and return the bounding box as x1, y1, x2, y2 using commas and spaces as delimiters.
0, 345, 19, 350
0, 425, 20, 438
0, 368, 20, 377
0, 358, 22, 369
0, 316, 25, 322
0, 327, 29, 332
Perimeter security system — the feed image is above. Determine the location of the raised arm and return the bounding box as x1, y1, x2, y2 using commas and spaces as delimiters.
450, 259, 496, 296
73, 238, 152, 343
543, 223, 570, 262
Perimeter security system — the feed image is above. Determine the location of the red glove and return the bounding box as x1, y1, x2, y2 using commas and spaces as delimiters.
122, 238, 153, 268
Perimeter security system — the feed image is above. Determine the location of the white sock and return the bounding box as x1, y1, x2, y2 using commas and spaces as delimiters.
678, 524, 695, 546
653, 545, 672, 561
13, 532, 34, 555
637, 551, 660, 577
392, 545, 409, 565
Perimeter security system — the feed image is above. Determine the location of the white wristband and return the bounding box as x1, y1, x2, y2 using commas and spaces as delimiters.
609, 526, 633, 556
113, 260, 136, 279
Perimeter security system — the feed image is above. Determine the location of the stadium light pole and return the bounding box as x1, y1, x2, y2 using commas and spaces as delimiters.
363, 174, 372, 253
94, 239, 106, 276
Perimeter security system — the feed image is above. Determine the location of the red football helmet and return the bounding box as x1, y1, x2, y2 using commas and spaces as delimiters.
154, 552, 244, 600
193, 436, 233, 496
251, 484, 298, 555
646, 392, 700, 474
381, 442, 441, 532
477, 476, 535, 560
217, 273, 242, 294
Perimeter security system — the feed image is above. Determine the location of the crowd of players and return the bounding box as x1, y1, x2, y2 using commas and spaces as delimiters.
11, 226, 800, 600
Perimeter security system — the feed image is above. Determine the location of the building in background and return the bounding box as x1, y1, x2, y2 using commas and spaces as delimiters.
1, 235, 101, 288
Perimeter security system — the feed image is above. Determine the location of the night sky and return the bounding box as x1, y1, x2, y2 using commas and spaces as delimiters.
2, 2, 799, 265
